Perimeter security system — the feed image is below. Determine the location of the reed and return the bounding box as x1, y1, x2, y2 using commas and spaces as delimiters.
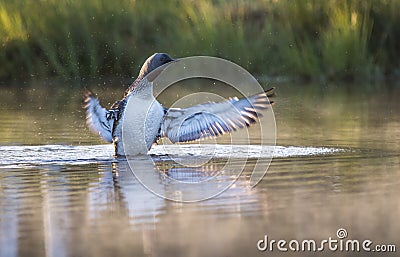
0, 0, 399, 84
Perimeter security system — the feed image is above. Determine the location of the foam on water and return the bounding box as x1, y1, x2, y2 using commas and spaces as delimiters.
0, 144, 345, 168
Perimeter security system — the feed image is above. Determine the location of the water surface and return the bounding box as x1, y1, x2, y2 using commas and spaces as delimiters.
0, 82, 399, 256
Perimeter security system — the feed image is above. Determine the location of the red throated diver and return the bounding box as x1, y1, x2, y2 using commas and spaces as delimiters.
84, 53, 274, 156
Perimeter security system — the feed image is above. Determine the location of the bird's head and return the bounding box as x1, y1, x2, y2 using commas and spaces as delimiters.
138, 53, 176, 81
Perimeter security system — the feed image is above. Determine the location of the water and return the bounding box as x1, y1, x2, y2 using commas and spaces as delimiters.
0, 82, 399, 256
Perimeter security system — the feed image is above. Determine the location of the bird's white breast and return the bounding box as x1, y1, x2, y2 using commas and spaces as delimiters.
121, 94, 164, 155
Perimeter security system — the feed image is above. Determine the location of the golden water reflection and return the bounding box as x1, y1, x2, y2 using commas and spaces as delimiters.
0, 82, 399, 256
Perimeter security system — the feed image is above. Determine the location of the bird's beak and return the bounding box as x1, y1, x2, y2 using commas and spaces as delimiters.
168, 58, 179, 64
147, 58, 179, 82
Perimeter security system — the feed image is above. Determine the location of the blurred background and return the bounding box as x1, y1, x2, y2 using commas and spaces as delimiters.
1, 1, 400, 257
1, 0, 399, 84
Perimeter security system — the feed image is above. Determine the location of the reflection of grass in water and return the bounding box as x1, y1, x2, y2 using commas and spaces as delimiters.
1, 81, 398, 149
0, 0, 399, 83
131, 154, 400, 256
153, 193, 399, 256
274, 82, 400, 151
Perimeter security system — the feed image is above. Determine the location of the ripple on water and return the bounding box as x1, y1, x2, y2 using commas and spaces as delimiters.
0, 144, 346, 168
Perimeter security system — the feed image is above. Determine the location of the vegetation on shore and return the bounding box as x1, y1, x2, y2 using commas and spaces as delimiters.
0, 0, 399, 84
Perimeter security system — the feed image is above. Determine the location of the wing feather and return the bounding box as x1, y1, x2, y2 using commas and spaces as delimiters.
84, 90, 115, 142
161, 89, 274, 143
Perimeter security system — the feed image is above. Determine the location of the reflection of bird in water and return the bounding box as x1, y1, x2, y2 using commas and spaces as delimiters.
84, 53, 274, 156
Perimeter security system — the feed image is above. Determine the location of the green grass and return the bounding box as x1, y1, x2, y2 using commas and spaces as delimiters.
0, 0, 399, 84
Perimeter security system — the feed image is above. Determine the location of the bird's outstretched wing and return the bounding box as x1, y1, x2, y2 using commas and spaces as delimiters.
84, 90, 116, 142
161, 88, 274, 143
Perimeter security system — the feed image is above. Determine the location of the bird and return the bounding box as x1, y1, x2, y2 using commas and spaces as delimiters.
84, 53, 274, 156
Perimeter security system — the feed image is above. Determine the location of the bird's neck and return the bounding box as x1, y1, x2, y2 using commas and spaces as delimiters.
137, 63, 150, 80
132, 81, 154, 100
